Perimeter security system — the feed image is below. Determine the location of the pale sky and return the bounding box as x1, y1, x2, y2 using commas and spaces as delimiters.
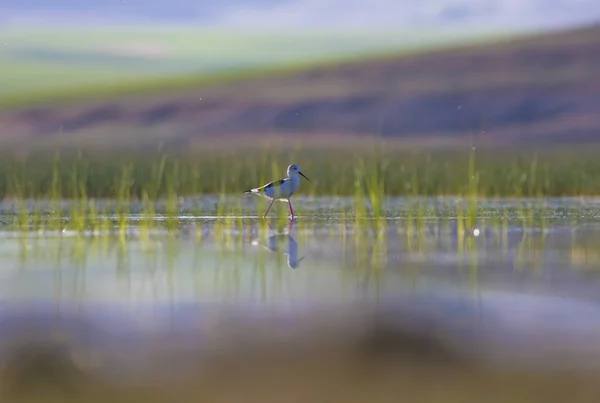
1, 0, 599, 30
212, 0, 600, 30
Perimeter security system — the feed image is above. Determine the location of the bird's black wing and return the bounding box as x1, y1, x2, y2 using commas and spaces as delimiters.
243, 179, 286, 193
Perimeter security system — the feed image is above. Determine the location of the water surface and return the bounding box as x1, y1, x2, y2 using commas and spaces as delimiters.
3, 196, 600, 401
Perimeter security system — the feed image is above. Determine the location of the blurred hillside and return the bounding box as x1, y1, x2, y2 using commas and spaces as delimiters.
1, 23, 599, 152
0, 27, 495, 99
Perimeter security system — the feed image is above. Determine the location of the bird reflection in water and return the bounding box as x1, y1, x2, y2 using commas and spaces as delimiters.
251, 219, 306, 269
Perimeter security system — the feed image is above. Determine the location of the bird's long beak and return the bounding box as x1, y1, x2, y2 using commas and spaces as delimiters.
299, 171, 311, 182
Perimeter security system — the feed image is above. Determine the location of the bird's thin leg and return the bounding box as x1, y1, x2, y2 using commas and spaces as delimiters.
263, 199, 275, 218
288, 199, 295, 219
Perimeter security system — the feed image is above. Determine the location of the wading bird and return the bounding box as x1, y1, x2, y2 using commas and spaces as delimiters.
244, 164, 311, 219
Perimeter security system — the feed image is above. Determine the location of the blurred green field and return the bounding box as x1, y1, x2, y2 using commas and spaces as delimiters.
0, 26, 516, 105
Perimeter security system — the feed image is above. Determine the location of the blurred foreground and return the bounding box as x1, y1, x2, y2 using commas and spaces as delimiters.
3, 301, 600, 403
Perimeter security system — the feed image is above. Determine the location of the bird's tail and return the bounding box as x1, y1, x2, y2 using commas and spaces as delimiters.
243, 189, 255, 194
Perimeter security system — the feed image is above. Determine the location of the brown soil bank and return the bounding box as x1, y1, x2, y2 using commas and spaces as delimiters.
1, 24, 600, 152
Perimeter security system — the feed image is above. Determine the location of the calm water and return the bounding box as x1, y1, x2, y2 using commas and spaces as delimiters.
4, 196, 600, 399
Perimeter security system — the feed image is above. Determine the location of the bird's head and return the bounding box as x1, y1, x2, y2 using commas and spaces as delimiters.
288, 164, 311, 182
